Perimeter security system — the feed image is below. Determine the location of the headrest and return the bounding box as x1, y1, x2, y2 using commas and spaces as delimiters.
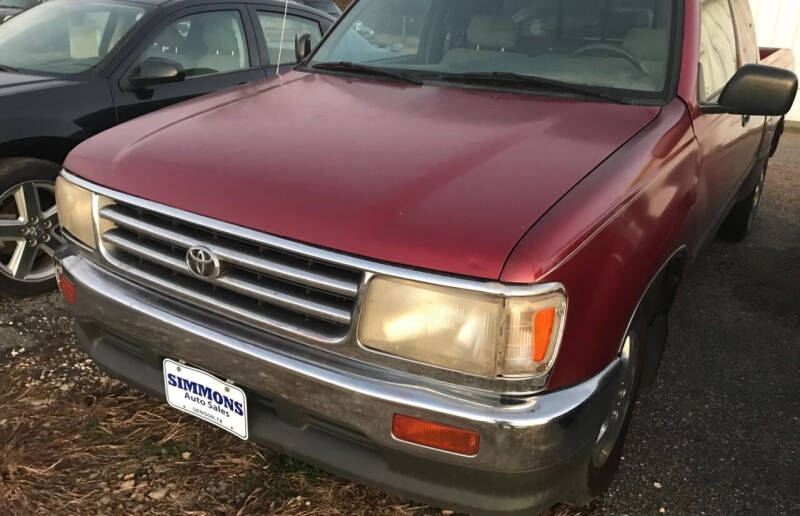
623, 28, 669, 61
156, 26, 184, 49
467, 15, 516, 50
202, 22, 237, 51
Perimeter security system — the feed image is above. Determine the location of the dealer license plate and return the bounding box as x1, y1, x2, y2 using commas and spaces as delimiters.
163, 359, 249, 440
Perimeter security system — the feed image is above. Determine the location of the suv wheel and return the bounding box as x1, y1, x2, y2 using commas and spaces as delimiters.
719, 161, 767, 242
0, 158, 64, 297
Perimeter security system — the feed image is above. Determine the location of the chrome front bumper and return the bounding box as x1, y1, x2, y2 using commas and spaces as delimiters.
59, 248, 621, 514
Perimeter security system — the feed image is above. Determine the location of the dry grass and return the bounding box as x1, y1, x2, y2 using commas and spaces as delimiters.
0, 318, 588, 515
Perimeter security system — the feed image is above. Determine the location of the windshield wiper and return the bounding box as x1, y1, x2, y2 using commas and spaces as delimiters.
0, 64, 18, 73
434, 72, 631, 104
310, 61, 423, 85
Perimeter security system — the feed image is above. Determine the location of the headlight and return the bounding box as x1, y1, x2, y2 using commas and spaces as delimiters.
358, 277, 566, 378
55, 176, 96, 249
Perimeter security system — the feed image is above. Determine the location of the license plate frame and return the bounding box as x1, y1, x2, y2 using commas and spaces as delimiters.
163, 359, 249, 440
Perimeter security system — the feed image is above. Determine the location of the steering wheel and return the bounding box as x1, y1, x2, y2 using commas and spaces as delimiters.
571, 43, 647, 73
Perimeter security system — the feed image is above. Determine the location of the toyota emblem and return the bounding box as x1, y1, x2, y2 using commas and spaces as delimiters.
186, 246, 222, 280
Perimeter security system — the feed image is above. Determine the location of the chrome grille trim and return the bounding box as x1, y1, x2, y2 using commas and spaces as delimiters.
100, 205, 359, 297
102, 230, 353, 325
95, 203, 361, 345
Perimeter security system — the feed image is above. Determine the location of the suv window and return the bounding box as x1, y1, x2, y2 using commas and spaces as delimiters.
0, 0, 148, 74
257, 12, 322, 65
699, 0, 738, 101
139, 11, 249, 78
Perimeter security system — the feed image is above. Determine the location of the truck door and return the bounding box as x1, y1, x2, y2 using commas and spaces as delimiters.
690, 0, 763, 233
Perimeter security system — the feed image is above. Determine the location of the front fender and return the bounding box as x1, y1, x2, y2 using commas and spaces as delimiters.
501, 99, 703, 390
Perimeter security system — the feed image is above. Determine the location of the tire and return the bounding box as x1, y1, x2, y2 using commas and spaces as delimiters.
0, 158, 64, 297
573, 287, 678, 504
719, 161, 767, 242
582, 314, 647, 497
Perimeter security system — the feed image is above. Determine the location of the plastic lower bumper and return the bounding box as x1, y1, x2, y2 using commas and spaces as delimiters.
59, 249, 621, 515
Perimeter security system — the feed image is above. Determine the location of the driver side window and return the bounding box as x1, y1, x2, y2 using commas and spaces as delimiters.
698, 0, 738, 101
138, 11, 249, 78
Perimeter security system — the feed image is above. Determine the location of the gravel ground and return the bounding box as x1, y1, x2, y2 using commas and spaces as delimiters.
1, 134, 799, 515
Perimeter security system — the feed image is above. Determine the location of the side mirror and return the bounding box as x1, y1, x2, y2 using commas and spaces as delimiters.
295, 33, 312, 63
710, 64, 798, 116
128, 58, 185, 89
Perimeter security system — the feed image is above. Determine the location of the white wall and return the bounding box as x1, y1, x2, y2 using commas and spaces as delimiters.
749, 0, 800, 121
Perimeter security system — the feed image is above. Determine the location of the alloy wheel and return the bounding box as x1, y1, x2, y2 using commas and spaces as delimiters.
0, 181, 63, 282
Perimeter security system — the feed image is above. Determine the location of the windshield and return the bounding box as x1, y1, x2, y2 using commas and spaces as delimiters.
0, 0, 149, 74
0, 0, 40, 9
311, 0, 677, 97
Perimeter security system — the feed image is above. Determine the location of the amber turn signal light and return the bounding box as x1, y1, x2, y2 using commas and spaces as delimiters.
392, 414, 479, 456
533, 307, 556, 362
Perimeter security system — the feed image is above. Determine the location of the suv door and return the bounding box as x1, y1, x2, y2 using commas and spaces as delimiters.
111, 4, 265, 123
249, 5, 328, 75
691, 0, 763, 236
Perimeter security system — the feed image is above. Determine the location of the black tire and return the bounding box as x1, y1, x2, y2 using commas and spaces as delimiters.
583, 314, 647, 498
719, 161, 767, 242
0, 158, 63, 297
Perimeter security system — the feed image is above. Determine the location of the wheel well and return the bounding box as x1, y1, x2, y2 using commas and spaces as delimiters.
0, 157, 62, 176
0, 137, 74, 165
655, 250, 688, 314
636, 248, 689, 387
769, 118, 785, 158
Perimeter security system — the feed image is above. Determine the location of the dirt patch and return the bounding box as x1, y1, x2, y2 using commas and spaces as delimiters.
0, 339, 425, 515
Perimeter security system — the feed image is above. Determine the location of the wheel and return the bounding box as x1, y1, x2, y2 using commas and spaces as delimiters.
0, 158, 64, 297
719, 161, 767, 242
586, 326, 642, 494
581, 313, 650, 498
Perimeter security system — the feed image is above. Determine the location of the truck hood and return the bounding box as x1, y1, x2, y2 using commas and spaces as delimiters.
66, 72, 659, 280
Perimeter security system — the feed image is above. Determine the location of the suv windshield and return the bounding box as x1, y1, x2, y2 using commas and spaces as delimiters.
310, 0, 677, 98
0, 0, 149, 75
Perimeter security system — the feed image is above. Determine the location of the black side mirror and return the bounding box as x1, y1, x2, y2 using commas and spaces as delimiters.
295, 33, 312, 63
709, 64, 798, 116
129, 57, 186, 89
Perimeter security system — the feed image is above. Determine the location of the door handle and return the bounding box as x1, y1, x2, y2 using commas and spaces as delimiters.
741, 114, 751, 127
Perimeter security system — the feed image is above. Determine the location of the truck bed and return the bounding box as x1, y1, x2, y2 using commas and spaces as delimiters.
759, 47, 796, 155
760, 47, 795, 71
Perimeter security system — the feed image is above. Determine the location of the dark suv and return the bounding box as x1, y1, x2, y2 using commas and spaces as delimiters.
296, 0, 340, 18
0, 0, 333, 296
0, 0, 41, 24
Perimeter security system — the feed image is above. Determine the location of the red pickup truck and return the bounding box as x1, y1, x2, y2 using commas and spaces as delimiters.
54, 0, 796, 514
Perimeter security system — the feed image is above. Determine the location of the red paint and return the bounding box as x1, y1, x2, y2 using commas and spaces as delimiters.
63, 0, 795, 389
65, 74, 658, 280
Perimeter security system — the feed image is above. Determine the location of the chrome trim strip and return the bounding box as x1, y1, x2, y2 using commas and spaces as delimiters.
63, 170, 563, 298
100, 204, 359, 298
102, 230, 352, 325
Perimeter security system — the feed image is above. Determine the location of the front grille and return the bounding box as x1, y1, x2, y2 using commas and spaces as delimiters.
97, 203, 363, 345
